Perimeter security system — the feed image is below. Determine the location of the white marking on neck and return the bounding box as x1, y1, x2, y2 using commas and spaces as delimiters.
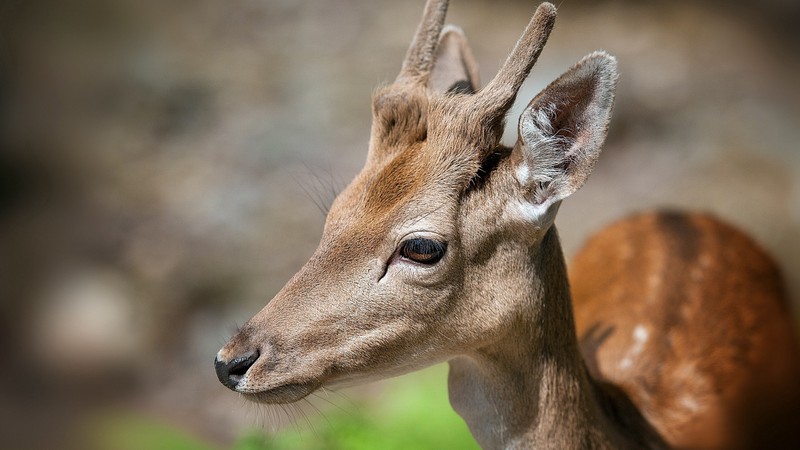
633, 325, 649, 344
619, 325, 649, 370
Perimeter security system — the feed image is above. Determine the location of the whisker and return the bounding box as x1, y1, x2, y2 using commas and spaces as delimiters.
292, 169, 329, 217
311, 390, 352, 417
280, 403, 302, 434
325, 386, 359, 411
302, 398, 326, 437
297, 402, 315, 433
295, 160, 344, 218
303, 162, 331, 213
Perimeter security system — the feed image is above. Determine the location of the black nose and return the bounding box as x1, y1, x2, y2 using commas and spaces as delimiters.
214, 350, 259, 390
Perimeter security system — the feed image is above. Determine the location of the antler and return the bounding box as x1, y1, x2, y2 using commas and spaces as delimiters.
385, 1, 557, 153
398, 0, 450, 83
476, 2, 557, 135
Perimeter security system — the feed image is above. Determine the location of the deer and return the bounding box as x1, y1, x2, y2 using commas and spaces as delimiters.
214, 1, 800, 448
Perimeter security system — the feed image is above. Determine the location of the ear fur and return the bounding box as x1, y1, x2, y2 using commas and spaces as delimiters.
514, 51, 618, 209
429, 25, 480, 94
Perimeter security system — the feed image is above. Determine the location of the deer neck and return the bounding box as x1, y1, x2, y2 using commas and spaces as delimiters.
447, 226, 657, 450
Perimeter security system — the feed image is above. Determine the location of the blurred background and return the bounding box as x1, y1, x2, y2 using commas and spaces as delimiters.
1, 0, 798, 449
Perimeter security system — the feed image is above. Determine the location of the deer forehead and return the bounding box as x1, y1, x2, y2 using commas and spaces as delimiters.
325, 96, 485, 235
327, 146, 465, 238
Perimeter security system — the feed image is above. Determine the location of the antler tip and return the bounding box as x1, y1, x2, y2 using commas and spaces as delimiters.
398, 0, 451, 81
534, 2, 558, 30
538, 2, 557, 15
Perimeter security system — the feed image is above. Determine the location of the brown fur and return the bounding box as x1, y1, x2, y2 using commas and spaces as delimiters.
572, 211, 800, 449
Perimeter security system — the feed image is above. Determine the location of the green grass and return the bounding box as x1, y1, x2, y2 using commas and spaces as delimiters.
91, 364, 478, 450
90, 416, 219, 450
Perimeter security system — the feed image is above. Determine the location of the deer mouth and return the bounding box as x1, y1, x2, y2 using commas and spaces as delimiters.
241, 380, 320, 404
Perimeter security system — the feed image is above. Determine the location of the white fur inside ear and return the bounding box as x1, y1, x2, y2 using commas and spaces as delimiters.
518, 103, 572, 204
515, 51, 618, 206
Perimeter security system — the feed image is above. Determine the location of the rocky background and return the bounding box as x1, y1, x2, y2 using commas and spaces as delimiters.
1, 0, 798, 448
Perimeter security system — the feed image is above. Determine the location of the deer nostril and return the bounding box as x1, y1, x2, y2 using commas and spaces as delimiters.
214, 350, 260, 391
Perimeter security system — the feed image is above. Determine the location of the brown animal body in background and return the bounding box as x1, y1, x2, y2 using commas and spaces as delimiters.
573, 211, 800, 448
215, 1, 800, 448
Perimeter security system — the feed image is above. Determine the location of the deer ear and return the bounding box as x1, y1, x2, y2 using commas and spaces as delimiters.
429, 25, 480, 94
513, 51, 617, 215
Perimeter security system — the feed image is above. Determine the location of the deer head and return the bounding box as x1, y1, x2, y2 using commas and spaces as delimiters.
215, 0, 617, 405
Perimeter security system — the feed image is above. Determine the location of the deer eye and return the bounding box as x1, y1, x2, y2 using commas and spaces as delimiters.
399, 238, 447, 265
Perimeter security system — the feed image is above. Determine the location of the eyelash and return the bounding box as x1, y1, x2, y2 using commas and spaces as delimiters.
398, 238, 447, 265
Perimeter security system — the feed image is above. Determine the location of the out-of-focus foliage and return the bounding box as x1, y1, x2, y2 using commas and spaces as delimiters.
89, 365, 478, 450
90, 416, 219, 450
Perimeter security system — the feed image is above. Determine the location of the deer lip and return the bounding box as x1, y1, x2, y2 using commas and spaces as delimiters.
241, 381, 319, 404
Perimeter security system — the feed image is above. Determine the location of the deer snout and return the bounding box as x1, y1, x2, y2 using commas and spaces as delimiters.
214, 349, 259, 391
